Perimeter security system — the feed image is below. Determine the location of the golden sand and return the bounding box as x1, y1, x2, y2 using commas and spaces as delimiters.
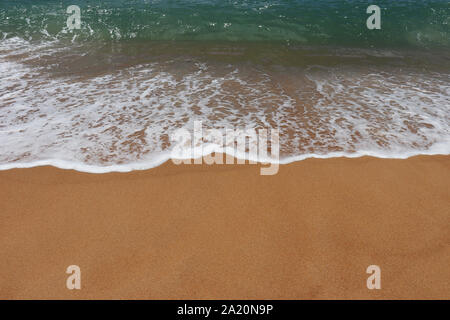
0, 155, 449, 299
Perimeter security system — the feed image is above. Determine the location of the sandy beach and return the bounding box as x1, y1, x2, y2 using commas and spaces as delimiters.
0, 155, 448, 299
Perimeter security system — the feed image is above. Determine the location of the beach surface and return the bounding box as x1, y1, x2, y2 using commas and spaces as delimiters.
0, 155, 449, 299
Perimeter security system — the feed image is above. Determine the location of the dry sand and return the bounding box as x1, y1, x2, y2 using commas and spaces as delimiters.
0, 155, 449, 299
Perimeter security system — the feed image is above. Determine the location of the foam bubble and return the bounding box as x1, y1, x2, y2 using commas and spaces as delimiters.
0, 39, 449, 173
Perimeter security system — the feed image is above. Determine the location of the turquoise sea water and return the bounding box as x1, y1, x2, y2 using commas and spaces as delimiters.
1, 0, 449, 47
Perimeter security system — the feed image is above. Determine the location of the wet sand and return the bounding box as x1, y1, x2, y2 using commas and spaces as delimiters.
0, 155, 449, 299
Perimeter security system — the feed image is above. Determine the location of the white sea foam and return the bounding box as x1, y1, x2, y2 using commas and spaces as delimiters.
0, 39, 449, 173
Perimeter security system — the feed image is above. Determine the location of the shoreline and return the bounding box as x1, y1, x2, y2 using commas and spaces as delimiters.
1, 148, 450, 174
0, 155, 449, 299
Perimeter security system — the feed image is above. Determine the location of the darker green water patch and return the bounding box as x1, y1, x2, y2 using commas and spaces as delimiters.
1, 0, 449, 48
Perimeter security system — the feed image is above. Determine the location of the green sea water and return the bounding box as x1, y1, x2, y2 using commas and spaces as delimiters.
1, 0, 449, 48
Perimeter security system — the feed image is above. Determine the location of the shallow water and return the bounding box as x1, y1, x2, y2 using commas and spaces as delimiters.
0, 1, 449, 172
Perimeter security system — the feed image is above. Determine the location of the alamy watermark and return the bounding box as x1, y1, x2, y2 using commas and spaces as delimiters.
66, 5, 81, 30
66, 265, 81, 290
366, 265, 381, 290
169, 121, 280, 175
366, 5, 381, 30
65, 4, 381, 32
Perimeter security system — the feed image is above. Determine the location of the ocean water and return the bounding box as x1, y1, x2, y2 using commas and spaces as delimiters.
0, 0, 449, 172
